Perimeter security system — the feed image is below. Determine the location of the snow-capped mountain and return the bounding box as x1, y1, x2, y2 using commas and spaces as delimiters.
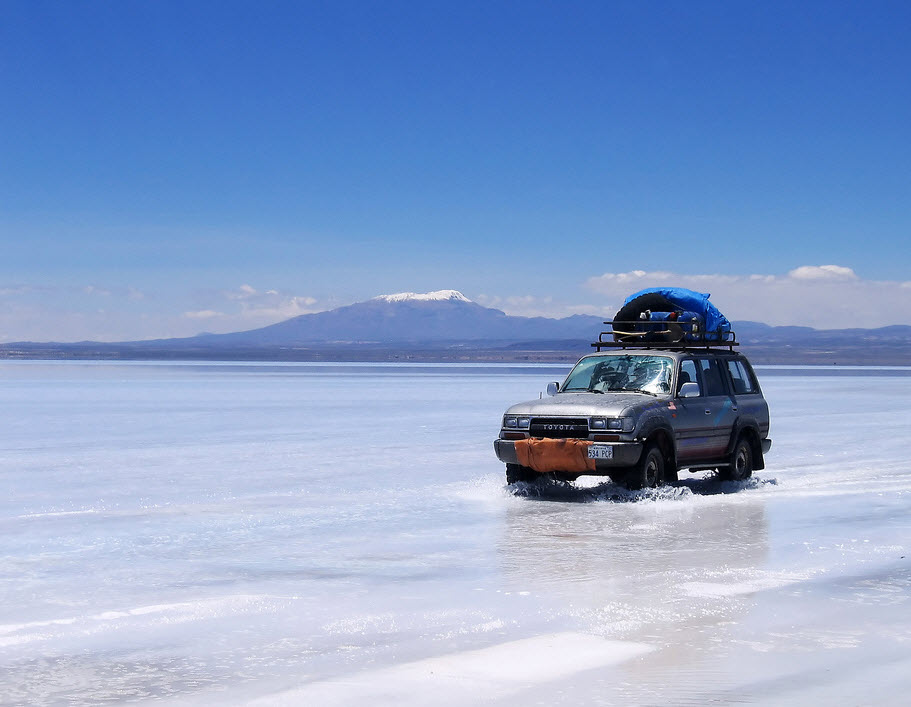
185, 290, 603, 346
373, 290, 472, 303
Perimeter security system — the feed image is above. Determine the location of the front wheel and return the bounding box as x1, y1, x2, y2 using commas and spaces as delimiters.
719, 437, 753, 481
506, 463, 537, 484
624, 443, 664, 490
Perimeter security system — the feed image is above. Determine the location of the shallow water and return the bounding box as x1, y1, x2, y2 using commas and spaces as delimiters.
1, 361, 909, 705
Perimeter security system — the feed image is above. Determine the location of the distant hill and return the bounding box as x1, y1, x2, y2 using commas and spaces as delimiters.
729, 321, 911, 365
2, 290, 911, 364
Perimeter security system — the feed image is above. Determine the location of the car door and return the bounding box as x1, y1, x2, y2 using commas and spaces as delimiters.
674, 357, 736, 464
696, 356, 737, 461
673, 358, 709, 463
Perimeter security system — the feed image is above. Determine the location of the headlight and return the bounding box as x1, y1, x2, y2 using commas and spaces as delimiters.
517, 417, 530, 429
504, 415, 530, 429
591, 417, 633, 432
504, 416, 517, 428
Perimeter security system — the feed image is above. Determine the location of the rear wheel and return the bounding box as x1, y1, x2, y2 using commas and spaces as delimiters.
719, 436, 753, 481
624, 443, 664, 490
506, 463, 537, 484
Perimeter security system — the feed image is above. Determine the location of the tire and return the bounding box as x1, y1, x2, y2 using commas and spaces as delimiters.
614, 293, 678, 323
625, 443, 664, 490
613, 293, 679, 342
719, 436, 753, 481
506, 463, 537, 484
548, 471, 579, 483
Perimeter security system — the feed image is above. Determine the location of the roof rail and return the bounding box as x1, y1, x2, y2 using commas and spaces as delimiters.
592, 320, 739, 352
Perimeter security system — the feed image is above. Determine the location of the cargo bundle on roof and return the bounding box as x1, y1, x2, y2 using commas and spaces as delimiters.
593, 287, 735, 350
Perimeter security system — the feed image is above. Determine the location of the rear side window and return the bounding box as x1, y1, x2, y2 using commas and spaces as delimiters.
727, 359, 758, 394
698, 358, 727, 396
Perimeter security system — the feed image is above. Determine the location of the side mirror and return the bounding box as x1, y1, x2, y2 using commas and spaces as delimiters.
679, 381, 700, 398
546, 382, 559, 396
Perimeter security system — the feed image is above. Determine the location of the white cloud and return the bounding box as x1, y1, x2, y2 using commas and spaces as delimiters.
0, 285, 33, 296
564, 304, 614, 317
584, 266, 911, 328
178, 287, 321, 331
184, 310, 222, 320
0, 281, 326, 342
788, 265, 858, 281
83, 285, 112, 296
219, 285, 317, 318
475, 294, 555, 318
223, 284, 261, 300
239, 295, 318, 321
475, 293, 614, 319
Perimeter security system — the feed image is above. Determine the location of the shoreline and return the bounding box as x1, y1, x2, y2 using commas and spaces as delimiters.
2, 343, 910, 366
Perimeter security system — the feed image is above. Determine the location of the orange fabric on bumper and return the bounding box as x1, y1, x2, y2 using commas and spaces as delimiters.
514, 438, 596, 473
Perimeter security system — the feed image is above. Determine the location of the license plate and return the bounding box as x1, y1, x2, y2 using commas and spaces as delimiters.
587, 445, 613, 460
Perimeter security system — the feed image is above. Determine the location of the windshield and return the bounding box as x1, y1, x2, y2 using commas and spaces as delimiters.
562, 355, 674, 395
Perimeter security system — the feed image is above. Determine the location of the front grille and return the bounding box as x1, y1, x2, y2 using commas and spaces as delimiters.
528, 417, 589, 439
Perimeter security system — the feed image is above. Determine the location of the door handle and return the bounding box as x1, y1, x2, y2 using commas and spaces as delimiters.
732, 406, 738, 412
704, 409, 712, 415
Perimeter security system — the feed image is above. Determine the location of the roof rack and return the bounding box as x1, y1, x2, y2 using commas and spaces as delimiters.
592, 320, 739, 352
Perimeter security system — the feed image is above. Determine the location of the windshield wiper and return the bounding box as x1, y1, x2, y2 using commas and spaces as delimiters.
586, 387, 605, 394
623, 388, 657, 396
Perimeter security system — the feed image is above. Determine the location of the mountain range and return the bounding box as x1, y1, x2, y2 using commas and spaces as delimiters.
2, 290, 910, 364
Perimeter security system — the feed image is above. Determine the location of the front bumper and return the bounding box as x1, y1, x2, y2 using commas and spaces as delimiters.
494, 438, 643, 473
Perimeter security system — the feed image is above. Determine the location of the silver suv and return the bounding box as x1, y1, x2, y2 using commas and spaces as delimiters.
494, 347, 771, 488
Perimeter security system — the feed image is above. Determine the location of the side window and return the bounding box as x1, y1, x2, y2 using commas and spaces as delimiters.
698, 358, 727, 396
727, 359, 757, 395
678, 359, 700, 395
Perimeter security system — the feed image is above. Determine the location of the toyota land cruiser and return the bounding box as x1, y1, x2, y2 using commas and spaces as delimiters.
494, 337, 771, 489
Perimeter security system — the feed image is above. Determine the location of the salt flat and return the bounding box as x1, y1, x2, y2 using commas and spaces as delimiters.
1, 361, 909, 705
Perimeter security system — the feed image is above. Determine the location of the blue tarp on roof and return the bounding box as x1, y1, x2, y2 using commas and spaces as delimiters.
623, 287, 731, 336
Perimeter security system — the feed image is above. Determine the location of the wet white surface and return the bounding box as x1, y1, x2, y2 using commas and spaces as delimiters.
1, 361, 909, 705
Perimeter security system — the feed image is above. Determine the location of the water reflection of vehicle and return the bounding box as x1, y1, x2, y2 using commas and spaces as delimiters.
498, 487, 769, 671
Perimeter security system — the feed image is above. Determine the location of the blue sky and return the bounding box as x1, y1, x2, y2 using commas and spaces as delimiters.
2, 1, 910, 340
